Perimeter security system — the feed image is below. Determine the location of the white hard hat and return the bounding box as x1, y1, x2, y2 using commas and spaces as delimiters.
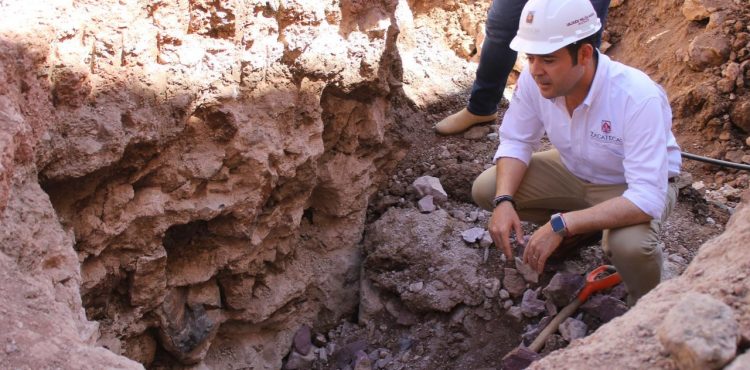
509, 0, 602, 55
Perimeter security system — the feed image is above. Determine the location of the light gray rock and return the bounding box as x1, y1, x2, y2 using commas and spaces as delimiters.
506, 306, 524, 323
412, 176, 448, 203
461, 227, 485, 243
482, 278, 501, 298
515, 257, 539, 284
725, 351, 750, 370
408, 281, 424, 293
559, 317, 588, 342
657, 292, 739, 370
417, 195, 436, 213
479, 231, 493, 248
499, 289, 510, 300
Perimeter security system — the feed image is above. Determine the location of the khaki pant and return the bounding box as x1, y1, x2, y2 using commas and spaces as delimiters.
472, 150, 678, 304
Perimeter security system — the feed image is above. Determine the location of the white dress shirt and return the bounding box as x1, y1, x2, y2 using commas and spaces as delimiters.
494, 52, 681, 219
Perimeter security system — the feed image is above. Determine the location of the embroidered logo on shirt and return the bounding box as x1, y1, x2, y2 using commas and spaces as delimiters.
590, 119, 622, 144
526, 11, 535, 24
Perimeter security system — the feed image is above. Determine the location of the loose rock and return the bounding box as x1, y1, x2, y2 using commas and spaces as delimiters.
503, 268, 527, 297
725, 351, 750, 370
521, 289, 546, 318
461, 227, 485, 243
542, 272, 585, 307
293, 325, 312, 355
412, 176, 448, 203
417, 195, 436, 213
515, 257, 539, 284
580, 295, 628, 323
559, 317, 588, 342
657, 292, 739, 370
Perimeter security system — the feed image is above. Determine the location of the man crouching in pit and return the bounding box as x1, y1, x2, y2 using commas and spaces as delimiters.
473, 0, 681, 305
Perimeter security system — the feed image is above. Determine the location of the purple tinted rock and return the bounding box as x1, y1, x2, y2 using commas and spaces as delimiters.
334, 340, 368, 369
609, 283, 628, 301
542, 272, 585, 307
521, 289, 546, 318
580, 294, 628, 323
503, 268, 527, 297
501, 346, 541, 370
461, 227, 485, 243
559, 317, 588, 341
522, 316, 553, 346
545, 299, 558, 316
293, 325, 312, 355
417, 195, 436, 213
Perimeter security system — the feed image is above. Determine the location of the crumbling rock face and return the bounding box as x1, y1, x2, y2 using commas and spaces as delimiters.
608, 0, 750, 139
0, 0, 492, 368
363, 208, 486, 314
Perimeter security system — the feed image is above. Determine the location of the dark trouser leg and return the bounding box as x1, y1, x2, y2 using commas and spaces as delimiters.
590, 0, 611, 47
467, 0, 525, 116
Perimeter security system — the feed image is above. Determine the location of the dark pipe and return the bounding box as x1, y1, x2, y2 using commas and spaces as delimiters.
681, 151, 750, 172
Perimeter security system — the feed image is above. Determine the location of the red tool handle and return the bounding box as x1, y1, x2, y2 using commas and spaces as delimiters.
576, 265, 621, 302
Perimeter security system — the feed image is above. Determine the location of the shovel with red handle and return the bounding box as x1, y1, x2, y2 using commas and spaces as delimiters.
501, 265, 622, 369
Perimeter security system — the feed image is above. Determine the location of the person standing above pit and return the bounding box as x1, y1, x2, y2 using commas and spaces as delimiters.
435, 0, 610, 135
471, 0, 682, 305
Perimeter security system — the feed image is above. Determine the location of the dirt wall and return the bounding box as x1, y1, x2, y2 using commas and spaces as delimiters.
0, 0, 487, 368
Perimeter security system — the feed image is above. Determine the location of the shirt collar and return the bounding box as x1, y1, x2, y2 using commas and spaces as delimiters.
550, 50, 608, 110
582, 50, 608, 108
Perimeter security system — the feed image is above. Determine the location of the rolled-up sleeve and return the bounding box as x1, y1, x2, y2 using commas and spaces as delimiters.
493, 71, 545, 164
621, 96, 669, 219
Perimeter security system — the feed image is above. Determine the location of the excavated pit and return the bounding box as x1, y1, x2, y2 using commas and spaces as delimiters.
2, 0, 750, 369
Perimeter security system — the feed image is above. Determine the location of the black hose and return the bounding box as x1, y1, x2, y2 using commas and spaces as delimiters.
681, 151, 750, 171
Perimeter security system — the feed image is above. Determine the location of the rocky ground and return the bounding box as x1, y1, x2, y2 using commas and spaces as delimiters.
276, 1, 750, 369
2, 0, 749, 369
276, 92, 738, 370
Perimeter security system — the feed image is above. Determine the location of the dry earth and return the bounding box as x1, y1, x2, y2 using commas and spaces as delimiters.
0, 0, 749, 369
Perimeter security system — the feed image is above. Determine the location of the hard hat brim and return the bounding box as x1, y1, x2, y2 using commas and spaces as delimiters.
509, 36, 571, 55
509, 21, 602, 55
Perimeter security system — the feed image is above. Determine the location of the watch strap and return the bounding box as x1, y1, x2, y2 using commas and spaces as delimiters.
492, 195, 517, 210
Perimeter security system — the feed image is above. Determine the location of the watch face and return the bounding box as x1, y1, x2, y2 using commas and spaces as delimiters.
551, 214, 565, 233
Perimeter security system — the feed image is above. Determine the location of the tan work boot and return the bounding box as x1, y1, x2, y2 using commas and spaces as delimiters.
434, 108, 498, 135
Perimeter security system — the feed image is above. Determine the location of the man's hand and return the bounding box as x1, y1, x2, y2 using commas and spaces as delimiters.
488, 202, 525, 260
523, 223, 563, 273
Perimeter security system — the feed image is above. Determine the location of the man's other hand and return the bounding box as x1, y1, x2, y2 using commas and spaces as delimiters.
488, 202, 525, 261
523, 223, 564, 273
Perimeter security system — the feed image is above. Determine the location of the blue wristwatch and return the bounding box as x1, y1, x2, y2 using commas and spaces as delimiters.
550, 213, 568, 237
